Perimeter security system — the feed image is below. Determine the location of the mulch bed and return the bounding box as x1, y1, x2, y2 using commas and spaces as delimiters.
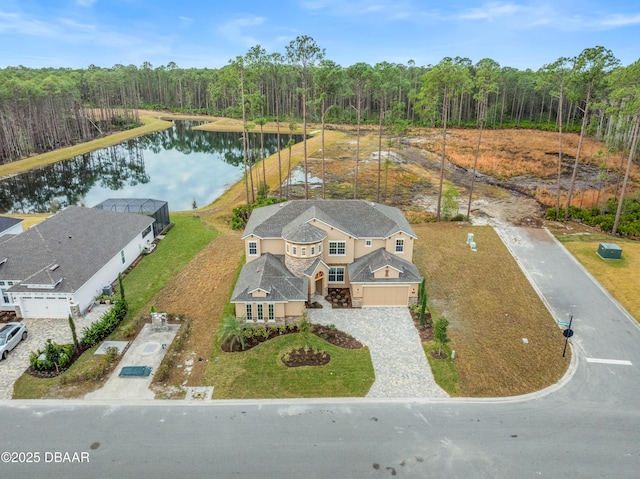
409, 308, 434, 342
281, 348, 331, 367
220, 324, 363, 353
0, 311, 18, 323
326, 288, 352, 308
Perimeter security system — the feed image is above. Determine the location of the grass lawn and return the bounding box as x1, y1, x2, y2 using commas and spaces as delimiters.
12, 214, 218, 399
116, 214, 218, 324
555, 232, 640, 322
423, 342, 460, 396
414, 223, 569, 397
204, 333, 374, 399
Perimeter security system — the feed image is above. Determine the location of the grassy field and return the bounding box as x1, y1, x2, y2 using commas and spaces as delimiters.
203, 333, 375, 399
414, 223, 569, 397
555, 231, 640, 322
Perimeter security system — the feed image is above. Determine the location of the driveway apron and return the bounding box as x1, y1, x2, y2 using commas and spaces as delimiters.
308, 296, 448, 398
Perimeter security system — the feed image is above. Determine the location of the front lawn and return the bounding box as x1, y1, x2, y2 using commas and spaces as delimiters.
414, 223, 569, 397
204, 333, 374, 399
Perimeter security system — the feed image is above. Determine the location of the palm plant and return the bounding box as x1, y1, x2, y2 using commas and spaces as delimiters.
220, 315, 247, 351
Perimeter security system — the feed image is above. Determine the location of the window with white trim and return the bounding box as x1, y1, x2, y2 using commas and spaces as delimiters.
301, 247, 306, 256
246, 304, 252, 320
257, 304, 264, 321
318, 243, 323, 253
286, 243, 290, 253
311, 246, 315, 255
395, 238, 404, 253
328, 267, 345, 282
293, 246, 297, 255
248, 241, 258, 256
268, 304, 275, 322
329, 241, 346, 255
365, 239, 372, 247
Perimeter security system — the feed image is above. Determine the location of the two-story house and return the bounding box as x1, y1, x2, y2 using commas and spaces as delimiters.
231, 200, 422, 322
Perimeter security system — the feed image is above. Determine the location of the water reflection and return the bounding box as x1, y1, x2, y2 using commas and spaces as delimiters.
0, 121, 298, 213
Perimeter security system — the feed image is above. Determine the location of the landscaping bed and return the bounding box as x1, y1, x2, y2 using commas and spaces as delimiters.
220, 323, 362, 353
326, 288, 352, 308
281, 348, 331, 367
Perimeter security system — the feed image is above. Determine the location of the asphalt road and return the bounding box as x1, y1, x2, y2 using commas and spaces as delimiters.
1, 226, 639, 478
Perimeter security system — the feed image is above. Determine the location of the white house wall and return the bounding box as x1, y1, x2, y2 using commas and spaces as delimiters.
73, 230, 149, 313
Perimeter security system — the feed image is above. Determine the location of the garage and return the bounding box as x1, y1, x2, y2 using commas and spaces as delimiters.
19, 296, 71, 319
361, 285, 410, 307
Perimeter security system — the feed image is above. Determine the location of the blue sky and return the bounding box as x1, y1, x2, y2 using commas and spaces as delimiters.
1, 0, 639, 70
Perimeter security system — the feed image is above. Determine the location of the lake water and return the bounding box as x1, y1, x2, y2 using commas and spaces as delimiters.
0, 120, 299, 213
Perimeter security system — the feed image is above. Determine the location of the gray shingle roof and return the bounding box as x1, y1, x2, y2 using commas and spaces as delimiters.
231, 254, 308, 303
0, 216, 22, 234
282, 222, 327, 244
348, 248, 422, 284
0, 206, 154, 293
242, 200, 416, 240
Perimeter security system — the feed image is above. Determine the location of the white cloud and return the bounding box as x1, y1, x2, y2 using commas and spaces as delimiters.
0, 10, 58, 36
178, 16, 194, 26
600, 13, 640, 27
458, 2, 522, 21
218, 16, 266, 47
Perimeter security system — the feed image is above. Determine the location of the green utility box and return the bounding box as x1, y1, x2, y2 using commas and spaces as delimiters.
597, 242, 622, 260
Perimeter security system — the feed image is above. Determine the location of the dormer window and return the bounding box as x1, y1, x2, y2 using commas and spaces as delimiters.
365, 239, 372, 247
395, 238, 404, 253
248, 241, 258, 256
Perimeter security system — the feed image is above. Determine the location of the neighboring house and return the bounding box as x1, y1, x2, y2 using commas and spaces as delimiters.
0, 216, 23, 237
0, 206, 155, 319
231, 200, 421, 322
93, 198, 170, 237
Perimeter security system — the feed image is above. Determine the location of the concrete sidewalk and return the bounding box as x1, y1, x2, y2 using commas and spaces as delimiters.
85, 324, 178, 400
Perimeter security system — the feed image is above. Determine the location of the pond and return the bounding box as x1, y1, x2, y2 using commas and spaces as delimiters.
0, 120, 300, 213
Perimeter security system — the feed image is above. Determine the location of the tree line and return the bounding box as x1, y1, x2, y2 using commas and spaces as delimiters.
1, 38, 639, 233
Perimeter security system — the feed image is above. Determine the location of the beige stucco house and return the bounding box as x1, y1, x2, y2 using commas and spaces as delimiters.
231, 200, 422, 322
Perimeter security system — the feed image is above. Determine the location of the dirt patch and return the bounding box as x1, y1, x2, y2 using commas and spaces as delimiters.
152, 231, 243, 391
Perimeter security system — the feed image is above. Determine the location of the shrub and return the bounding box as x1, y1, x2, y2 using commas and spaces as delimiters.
30, 340, 75, 372
81, 298, 128, 347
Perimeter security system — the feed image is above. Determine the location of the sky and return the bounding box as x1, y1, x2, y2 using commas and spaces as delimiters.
1, 0, 639, 70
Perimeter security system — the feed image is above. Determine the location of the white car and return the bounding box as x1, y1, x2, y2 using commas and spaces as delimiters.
0, 322, 28, 360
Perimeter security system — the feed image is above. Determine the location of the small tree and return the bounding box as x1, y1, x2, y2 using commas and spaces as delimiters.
192, 198, 198, 217
68, 315, 80, 355
118, 273, 125, 302
419, 291, 428, 329
297, 313, 312, 348
434, 317, 450, 356
220, 315, 247, 351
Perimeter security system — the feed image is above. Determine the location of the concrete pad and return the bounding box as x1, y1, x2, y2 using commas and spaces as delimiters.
85, 324, 178, 401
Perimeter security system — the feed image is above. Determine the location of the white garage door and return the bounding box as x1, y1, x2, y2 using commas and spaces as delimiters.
21, 296, 71, 319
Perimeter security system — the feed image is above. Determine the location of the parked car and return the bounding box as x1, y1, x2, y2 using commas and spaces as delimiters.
0, 322, 28, 360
